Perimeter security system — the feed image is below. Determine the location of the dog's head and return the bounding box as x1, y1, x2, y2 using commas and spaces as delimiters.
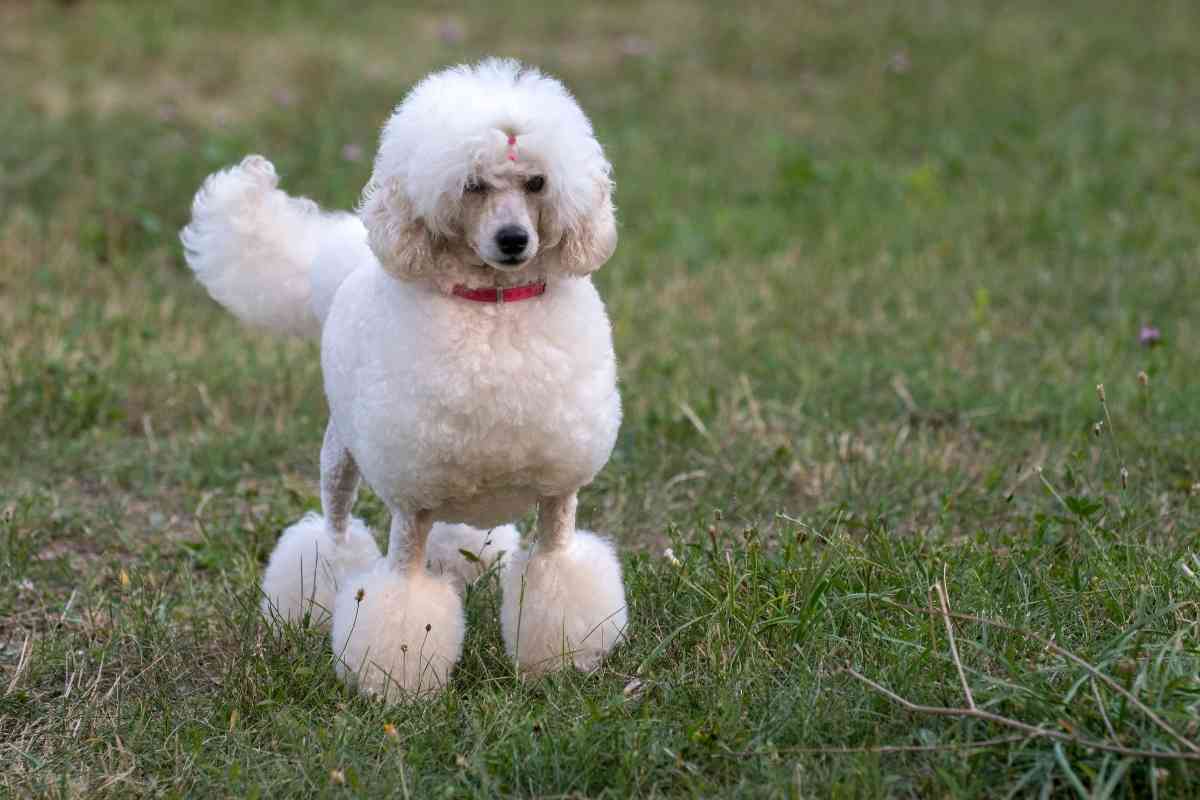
360, 59, 616, 283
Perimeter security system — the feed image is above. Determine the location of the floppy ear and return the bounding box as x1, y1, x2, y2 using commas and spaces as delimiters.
360, 178, 437, 279
557, 176, 617, 277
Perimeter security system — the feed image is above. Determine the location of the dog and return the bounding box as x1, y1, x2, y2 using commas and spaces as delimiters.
181, 58, 627, 700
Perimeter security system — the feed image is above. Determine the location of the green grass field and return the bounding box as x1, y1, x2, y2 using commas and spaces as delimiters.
3, 1, 1200, 796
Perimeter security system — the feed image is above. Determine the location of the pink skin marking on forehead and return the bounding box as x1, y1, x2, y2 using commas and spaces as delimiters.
506, 134, 518, 162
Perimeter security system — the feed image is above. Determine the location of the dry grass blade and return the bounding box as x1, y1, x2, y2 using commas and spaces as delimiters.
4, 635, 33, 696
935, 572, 975, 710
1092, 678, 1119, 742
845, 668, 1200, 762
734, 734, 1030, 757
882, 599, 1200, 756
851, 580, 1200, 762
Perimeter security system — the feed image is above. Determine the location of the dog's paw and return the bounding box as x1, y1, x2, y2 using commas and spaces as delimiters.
331, 560, 465, 701
425, 523, 520, 591
500, 530, 627, 675
259, 514, 380, 628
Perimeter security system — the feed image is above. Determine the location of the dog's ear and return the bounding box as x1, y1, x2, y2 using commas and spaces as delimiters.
360, 178, 437, 279
555, 175, 617, 277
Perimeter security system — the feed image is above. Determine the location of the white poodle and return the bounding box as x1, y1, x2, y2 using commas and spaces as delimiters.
181, 59, 628, 700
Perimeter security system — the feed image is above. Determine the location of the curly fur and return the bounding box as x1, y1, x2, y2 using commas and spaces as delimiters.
180, 155, 366, 335
182, 59, 628, 701
500, 530, 628, 674
364, 59, 612, 242
259, 513, 381, 627
331, 561, 465, 699
424, 522, 520, 592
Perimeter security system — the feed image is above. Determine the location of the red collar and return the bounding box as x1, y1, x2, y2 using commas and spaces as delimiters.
451, 281, 546, 304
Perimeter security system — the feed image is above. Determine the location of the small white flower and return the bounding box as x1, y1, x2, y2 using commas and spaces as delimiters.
663, 547, 681, 567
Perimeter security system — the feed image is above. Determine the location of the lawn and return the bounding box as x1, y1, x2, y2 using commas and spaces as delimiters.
2, 0, 1199, 796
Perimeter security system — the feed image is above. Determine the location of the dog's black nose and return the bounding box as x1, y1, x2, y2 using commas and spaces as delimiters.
495, 225, 529, 256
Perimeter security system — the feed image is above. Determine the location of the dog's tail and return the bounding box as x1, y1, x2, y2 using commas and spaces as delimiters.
180, 155, 368, 337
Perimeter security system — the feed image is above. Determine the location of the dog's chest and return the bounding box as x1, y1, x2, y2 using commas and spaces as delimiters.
433, 319, 601, 448
323, 272, 620, 518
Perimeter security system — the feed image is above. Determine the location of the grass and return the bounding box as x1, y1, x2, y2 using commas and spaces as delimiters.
2, 0, 1199, 795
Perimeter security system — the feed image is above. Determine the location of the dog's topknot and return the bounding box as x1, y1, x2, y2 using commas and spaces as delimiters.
362, 58, 612, 239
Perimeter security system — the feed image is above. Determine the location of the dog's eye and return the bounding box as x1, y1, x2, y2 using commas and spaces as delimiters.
464, 180, 488, 194
525, 175, 545, 193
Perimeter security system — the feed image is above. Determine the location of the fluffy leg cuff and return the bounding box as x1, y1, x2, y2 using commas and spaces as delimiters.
500, 530, 628, 674
330, 560, 465, 701
259, 513, 380, 627
424, 523, 520, 591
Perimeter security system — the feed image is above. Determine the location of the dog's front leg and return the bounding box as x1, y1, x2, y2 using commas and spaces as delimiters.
536, 492, 578, 551
386, 508, 433, 571
499, 492, 628, 674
